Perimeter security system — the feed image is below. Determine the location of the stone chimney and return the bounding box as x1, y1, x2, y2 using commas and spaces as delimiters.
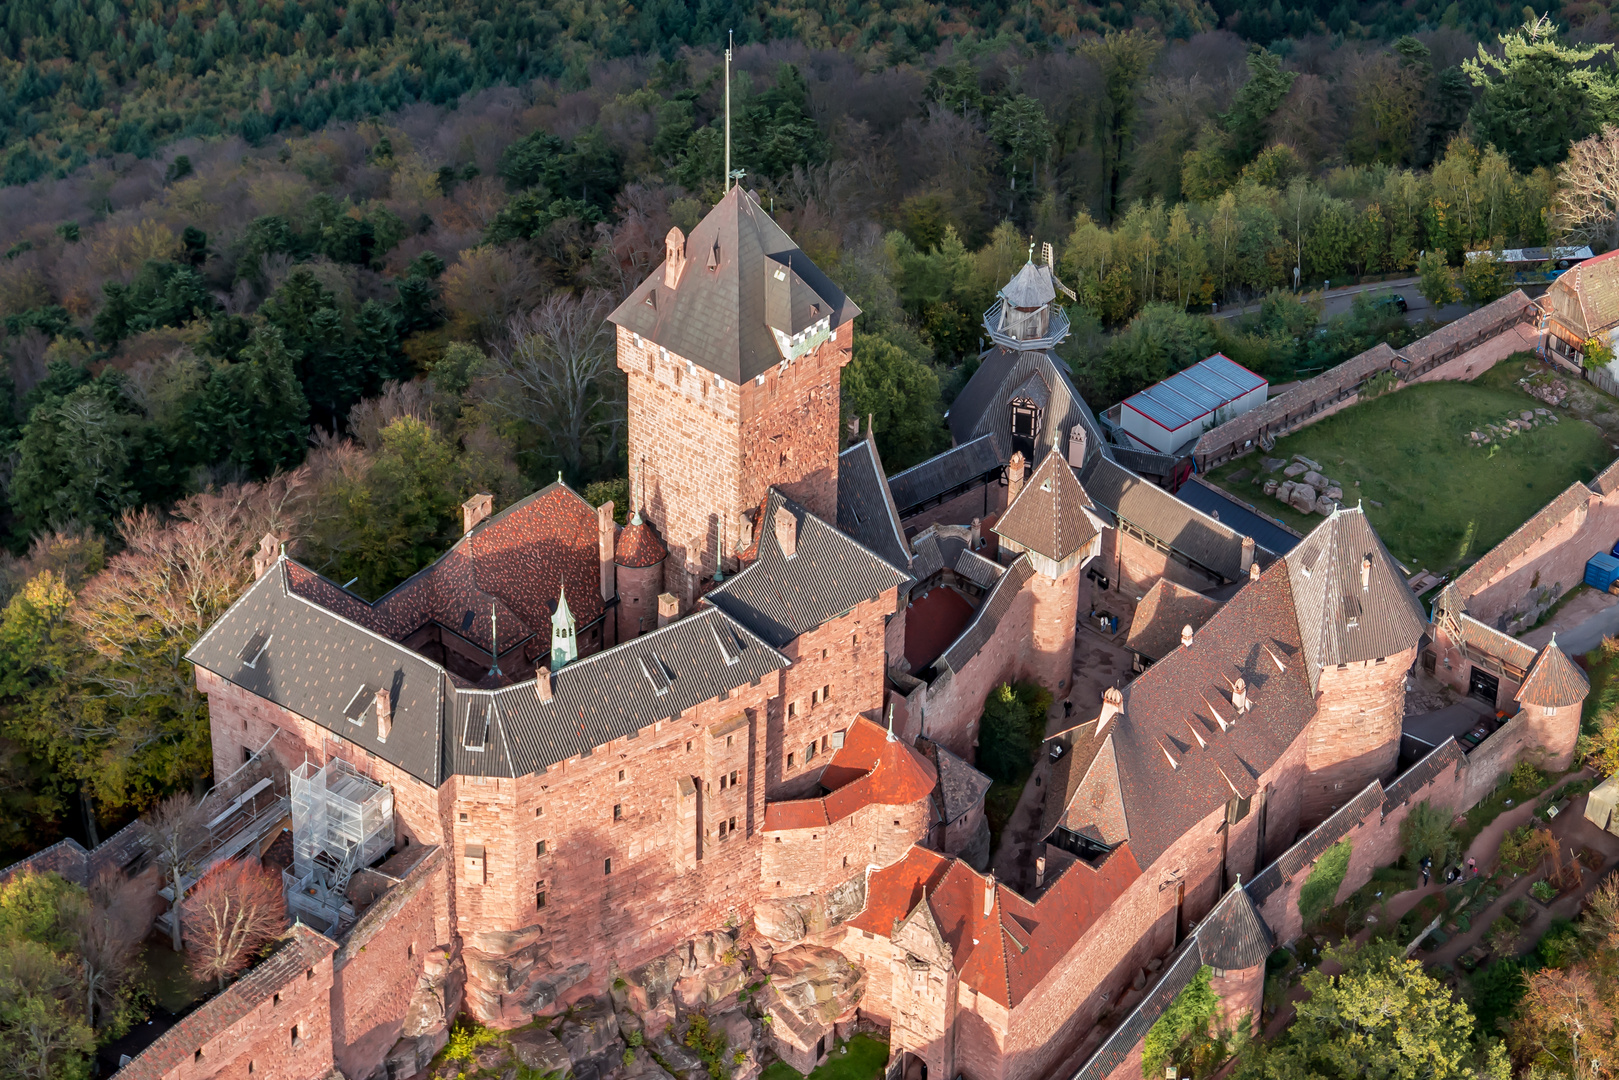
462, 493, 494, 534
657, 593, 679, 627
737, 512, 754, 555
774, 505, 798, 559
984, 874, 996, 916
1035, 856, 1047, 889
1007, 452, 1027, 505
664, 226, 687, 288
598, 502, 617, 602
1181, 624, 1195, 648
1361, 554, 1372, 591
535, 664, 553, 703
970, 517, 982, 549
1231, 677, 1249, 715
1240, 534, 1255, 574
1068, 424, 1088, 468
1097, 686, 1124, 732
252, 533, 281, 579
1249, 560, 1261, 583
374, 686, 392, 742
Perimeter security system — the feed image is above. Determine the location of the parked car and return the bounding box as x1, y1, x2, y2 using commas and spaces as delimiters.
1379, 293, 1409, 313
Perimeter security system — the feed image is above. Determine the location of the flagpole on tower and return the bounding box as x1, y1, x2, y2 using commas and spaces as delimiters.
724, 30, 733, 193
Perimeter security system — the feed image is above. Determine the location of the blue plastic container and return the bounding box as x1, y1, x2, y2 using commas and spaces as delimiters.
1586, 552, 1619, 591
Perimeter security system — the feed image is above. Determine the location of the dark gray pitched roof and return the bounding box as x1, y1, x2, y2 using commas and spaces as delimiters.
606, 187, 859, 384
1080, 454, 1253, 581
708, 489, 909, 649
923, 741, 994, 824
938, 556, 1036, 674
887, 436, 1002, 516
1282, 507, 1430, 693
187, 563, 449, 785
837, 437, 910, 572
993, 449, 1099, 562
449, 608, 788, 778
1195, 884, 1273, 968
948, 347, 1104, 467
1001, 261, 1059, 308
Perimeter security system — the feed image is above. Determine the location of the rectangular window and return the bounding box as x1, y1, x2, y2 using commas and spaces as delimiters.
719, 775, 727, 791
535, 807, 543, 817
823, 684, 830, 700
291, 1025, 301, 1047
728, 816, 736, 832
686, 740, 693, 752
788, 752, 795, 768
613, 804, 623, 821
806, 742, 816, 762
536, 840, 547, 857
788, 702, 797, 718
604, 858, 612, 875
536, 887, 547, 909
821, 648, 828, 660
459, 812, 468, 822
729, 770, 739, 786
718, 820, 728, 838
618, 769, 625, 781
726, 735, 733, 747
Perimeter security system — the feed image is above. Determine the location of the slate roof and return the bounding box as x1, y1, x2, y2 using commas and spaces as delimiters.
837, 437, 910, 572
708, 489, 909, 649
189, 563, 451, 785
117, 925, 337, 1080
1452, 612, 1538, 672
910, 529, 969, 582
606, 187, 859, 384
1001, 261, 1060, 308
918, 739, 995, 825
1125, 579, 1223, 661
937, 556, 1036, 675
284, 481, 603, 656
1517, 640, 1590, 708
887, 436, 1003, 516
1071, 884, 1273, 1080
993, 450, 1100, 562
762, 717, 937, 830
948, 347, 1104, 467
1080, 454, 1253, 581
455, 607, 788, 778
1282, 507, 1430, 693
851, 841, 1142, 1008
1547, 249, 1619, 339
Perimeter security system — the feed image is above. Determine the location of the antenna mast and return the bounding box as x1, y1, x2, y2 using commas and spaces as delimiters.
724, 30, 733, 193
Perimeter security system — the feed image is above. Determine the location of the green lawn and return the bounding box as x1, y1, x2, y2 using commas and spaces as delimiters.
1208, 365, 1615, 574
761, 1035, 891, 1080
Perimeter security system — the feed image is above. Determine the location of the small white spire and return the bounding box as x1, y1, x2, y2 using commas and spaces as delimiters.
885, 701, 896, 742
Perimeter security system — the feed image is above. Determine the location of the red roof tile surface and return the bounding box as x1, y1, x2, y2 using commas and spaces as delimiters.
615, 517, 669, 568
763, 717, 937, 831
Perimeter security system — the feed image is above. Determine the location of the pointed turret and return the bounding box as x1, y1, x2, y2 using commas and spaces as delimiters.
983, 254, 1077, 352
551, 585, 577, 670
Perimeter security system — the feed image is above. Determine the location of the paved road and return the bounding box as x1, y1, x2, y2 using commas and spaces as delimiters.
1213, 277, 1472, 327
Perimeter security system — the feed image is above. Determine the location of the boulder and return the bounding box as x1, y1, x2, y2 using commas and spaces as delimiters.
468, 924, 547, 956
1283, 462, 1309, 478
1262, 479, 1279, 497
1537, 407, 1549, 416
1325, 487, 1343, 501
765, 945, 866, 1030
384, 1030, 448, 1080
690, 930, 736, 970
1292, 454, 1323, 470
560, 996, 621, 1064
1275, 481, 1294, 502
753, 875, 866, 944
625, 948, 688, 1011
620, 1047, 677, 1080
518, 962, 591, 1015
1303, 470, 1328, 490
1314, 496, 1336, 514
652, 1035, 706, 1077
1522, 410, 1535, 422
510, 1029, 574, 1075
1261, 457, 1288, 473
1287, 484, 1318, 513
715, 1009, 757, 1052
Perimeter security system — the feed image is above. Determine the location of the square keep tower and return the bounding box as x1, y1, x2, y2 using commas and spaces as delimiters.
609, 187, 860, 606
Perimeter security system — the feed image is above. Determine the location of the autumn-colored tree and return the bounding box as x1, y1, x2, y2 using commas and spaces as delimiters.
182, 860, 287, 990
147, 792, 206, 953
1510, 967, 1619, 1080
61, 872, 145, 1030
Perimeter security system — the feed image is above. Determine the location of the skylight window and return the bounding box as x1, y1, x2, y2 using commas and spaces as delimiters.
343, 685, 375, 723
238, 630, 270, 668
463, 701, 490, 751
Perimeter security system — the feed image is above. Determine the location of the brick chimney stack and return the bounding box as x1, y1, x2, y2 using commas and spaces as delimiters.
1249, 559, 1261, 583
1231, 677, 1249, 714
535, 664, 553, 703
970, 517, 982, 549
657, 593, 679, 628
252, 533, 281, 579
1361, 554, 1372, 591
774, 505, 798, 559
1067, 424, 1088, 468
1034, 856, 1047, 889
374, 686, 392, 742
1240, 534, 1255, 574
462, 493, 494, 534
984, 874, 995, 916
1181, 624, 1195, 648
664, 227, 687, 288
598, 502, 617, 603
1007, 452, 1027, 505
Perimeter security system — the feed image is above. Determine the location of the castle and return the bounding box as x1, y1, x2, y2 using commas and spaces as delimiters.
113, 188, 1583, 1080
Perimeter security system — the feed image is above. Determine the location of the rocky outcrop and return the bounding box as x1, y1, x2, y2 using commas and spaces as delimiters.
508, 1027, 573, 1074
381, 943, 460, 1078
760, 944, 866, 1073
753, 875, 867, 945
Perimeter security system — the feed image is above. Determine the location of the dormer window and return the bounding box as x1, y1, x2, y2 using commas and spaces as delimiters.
463, 700, 490, 752
343, 685, 374, 724
774, 268, 787, 281
239, 630, 270, 668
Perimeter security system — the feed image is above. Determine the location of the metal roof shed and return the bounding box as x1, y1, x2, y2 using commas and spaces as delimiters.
1119, 355, 1267, 455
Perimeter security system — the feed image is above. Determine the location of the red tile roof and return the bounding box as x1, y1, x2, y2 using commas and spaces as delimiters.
287, 482, 602, 659
1518, 640, 1590, 708
763, 717, 937, 831
615, 516, 668, 568
852, 842, 1141, 1007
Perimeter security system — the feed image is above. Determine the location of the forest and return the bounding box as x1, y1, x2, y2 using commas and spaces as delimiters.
0, 0, 1617, 1073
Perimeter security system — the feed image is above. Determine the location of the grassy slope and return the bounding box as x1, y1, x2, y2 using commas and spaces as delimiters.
1209, 364, 1614, 573
761, 1035, 890, 1080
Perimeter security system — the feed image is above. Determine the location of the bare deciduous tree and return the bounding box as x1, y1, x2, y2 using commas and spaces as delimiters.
182, 859, 287, 990
1557, 125, 1619, 251
146, 792, 207, 952
485, 292, 624, 479
62, 871, 146, 1029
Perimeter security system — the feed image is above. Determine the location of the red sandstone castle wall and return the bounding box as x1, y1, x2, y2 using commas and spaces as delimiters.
1301, 648, 1416, 825
917, 588, 1036, 762
738, 322, 851, 527
1463, 486, 1619, 629
767, 594, 895, 799
1025, 563, 1083, 699
330, 848, 449, 1080
899, 482, 1008, 534
1097, 529, 1227, 604
761, 796, 933, 897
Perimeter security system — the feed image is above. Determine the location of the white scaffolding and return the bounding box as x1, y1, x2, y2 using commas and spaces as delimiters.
283, 757, 393, 933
